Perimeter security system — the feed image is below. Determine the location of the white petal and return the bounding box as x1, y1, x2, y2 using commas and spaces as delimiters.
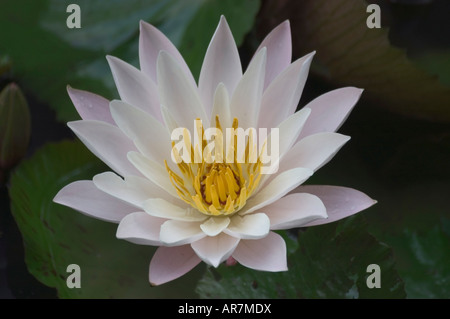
110, 100, 171, 163
93, 172, 184, 209
232, 231, 287, 272
224, 213, 270, 239
143, 198, 206, 222
67, 86, 114, 124
139, 20, 196, 86
210, 83, 231, 130
106, 56, 162, 121
264, 193, 327, 230
276, 107, 311, 159
298, 87, 363, 140
199, 16, 242, 116
200, 217, 230, 237
241, 167, 313, 215
191, 233, 239, 267
254, 20, 292, 89
281, 132, 350, 173
160, 105, 180, 134
127, 151, 179, 198
295, 185, 377, 226
116, 212, 164, 246
229, 48, 266, 129
125, 175, 185, 205
157, 51, 208, 129
258, 52, 315, 129
53, 180, 134, 223
259, 107, 311, 177
93, 172, 145, 208
67, 120, 140, 177
149, 245, 201, 286
160, 220, 206, 246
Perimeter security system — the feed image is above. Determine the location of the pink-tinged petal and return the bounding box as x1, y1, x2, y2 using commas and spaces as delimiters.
281, 132, 350, 173
139, 20, 196, 86
199, 16, 242, 116
229, 48, 266, 129
298, 87, 364, 140
106, 56, 162, 121
191, 233, 240, 267
260, 133, 349, 189
110, 100, 171, 163
295, 185, 377, 226
93, 172, 145, 208
275, 107, 311, 160
232, 232, 287, 272
226, 256, 237, 266
67, 86, 114, 124
149, 245, 201, 286
265, 193, 327, 230
157, 51, 208, 128
67, 120, 141, 177
116, 212, 165, 246
254, 20, 292, 89
53, 180, 134, 223
258, 52, 315, 130
160, 220, 206, 246
224, 213, 270, 239
93, 172, 185, 209
241, 167, 313, 215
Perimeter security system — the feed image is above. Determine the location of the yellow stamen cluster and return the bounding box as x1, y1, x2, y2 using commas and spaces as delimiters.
165, 117, 263, 216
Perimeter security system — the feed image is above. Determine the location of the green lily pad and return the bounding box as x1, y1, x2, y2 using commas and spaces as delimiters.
0, 0, 260, 122
366, 182, 450, 298
8, 140, 204, 298
196, 217, 406, 299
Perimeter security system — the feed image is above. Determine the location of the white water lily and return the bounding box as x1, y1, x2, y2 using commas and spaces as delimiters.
54, 16, 376, 285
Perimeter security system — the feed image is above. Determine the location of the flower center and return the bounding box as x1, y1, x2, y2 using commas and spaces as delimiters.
165, 117, 263, 216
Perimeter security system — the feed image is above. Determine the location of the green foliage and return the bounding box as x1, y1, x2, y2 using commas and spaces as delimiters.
0, 0, 260, 122
196, 218, 406, 299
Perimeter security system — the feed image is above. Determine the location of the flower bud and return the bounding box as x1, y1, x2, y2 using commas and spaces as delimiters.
0, 83, 31, 176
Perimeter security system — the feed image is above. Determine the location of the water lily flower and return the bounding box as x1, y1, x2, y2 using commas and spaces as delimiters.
54, 16, 376, 285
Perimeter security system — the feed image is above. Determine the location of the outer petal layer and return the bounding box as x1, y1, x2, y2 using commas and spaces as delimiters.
149, 245, 201, 286
116, 212, 164, 245
53, 180, 134, 223
294, 185, 377, 226
264, 193, 327, 230
254, 20, 292, 89
298, 87, 363, 140
67, 86, 114, 124
232, 232, 287, 272
191, 233, 239, 267
67, 120, 140, 177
